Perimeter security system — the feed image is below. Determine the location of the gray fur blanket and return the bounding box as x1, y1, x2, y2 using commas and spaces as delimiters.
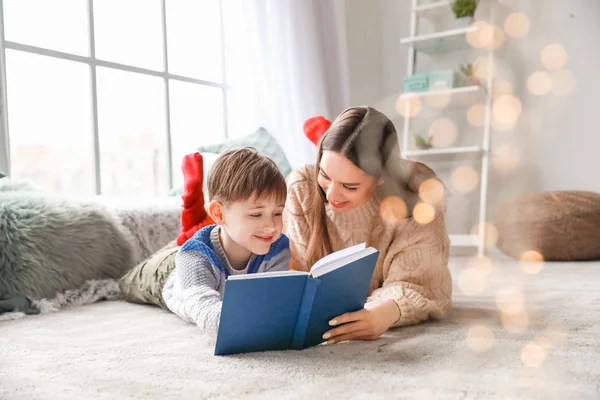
0, 278, 121, 321
0, 179, 181, 300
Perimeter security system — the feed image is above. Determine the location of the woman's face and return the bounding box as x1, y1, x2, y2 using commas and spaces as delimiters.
317, 150, 379, 213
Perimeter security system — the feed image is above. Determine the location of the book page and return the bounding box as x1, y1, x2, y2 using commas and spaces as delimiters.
228, 271, 309, 280
310, 242, 367, 273
310, 247, 378, 278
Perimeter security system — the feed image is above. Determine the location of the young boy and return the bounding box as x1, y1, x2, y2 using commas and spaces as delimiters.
161, 147, 290, 333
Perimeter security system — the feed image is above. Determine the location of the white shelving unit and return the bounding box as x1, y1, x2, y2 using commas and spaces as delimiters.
402, 145, 482, 158
400, 25, 478, 53
413, 0, 452, 13
398, 84, 482, 98
398, 84, 485, 117
400, 0, 497, 256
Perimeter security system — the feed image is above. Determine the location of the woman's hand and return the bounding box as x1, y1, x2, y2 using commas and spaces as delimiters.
322, 299, 400, 344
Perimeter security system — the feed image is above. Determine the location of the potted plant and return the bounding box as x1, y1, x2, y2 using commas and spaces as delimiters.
458, 63, 480, 86
451, 0, 478, 26
414, 135, 433, 150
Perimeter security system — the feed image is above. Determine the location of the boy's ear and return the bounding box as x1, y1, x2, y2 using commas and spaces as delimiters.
208, 200, 225, 225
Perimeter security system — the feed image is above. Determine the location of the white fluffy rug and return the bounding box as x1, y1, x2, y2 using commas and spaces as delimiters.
1, 256, 598, 400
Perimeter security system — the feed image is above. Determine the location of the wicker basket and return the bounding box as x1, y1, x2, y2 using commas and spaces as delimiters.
495, 191, 600, 261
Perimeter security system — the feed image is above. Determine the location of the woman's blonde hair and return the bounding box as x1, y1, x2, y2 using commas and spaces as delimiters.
303, 106, 442, 268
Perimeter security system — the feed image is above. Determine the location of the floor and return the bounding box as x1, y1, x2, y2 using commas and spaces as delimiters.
1, 255, 599, 400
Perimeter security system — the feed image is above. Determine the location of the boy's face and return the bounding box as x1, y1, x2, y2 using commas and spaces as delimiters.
218, 195, 285, 255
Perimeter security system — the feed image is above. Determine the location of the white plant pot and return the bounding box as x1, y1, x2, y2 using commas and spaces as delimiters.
455, 16, 474, 28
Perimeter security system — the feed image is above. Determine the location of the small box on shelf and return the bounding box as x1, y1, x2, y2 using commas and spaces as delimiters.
403, 73, 429, 93
428, 69, 463, 90
402, 69, 479, 97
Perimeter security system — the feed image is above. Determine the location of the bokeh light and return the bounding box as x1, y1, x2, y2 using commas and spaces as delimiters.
413, 202, 436, 225
466, 21, 494, 49
493, 144, 521, 174
380, 196, 408, 224
490, 25, 505, 49
541, 43, 568, 70
551, 69, 577, 96
473, 56, 497, 82
451, 166, 480, 194
521, 263, 544, 275
504, 12, 530, 38
467, 255, 494, 276
520, 250, 544, 274
527, 71, 552, 95
492, 117, 516, 132
396, 95, 422, 118
492, 79, 514, 99
467, 103, 486, 127
458, 267, 487, 295
521, 343, 547, 368
493, 94, 522, 125
501, 309, 529, 332
496, 286, 525, 315
425, 92, 452, 108
428, 118, 458, 147
466, 325, 495, 352
419, 178, 445, 205
471, 222, 499, 248
533, 336, 554, 351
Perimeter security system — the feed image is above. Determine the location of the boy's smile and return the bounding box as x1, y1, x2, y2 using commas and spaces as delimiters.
254, 234, 274, 243
210, 194, 285, 270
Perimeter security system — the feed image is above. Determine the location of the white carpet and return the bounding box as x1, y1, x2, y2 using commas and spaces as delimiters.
1, 256, 599, 400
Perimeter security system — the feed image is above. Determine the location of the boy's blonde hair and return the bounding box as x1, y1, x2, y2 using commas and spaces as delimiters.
207, 147, 287, 204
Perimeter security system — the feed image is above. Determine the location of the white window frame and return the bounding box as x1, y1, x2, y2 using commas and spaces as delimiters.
0, 0, 229, 194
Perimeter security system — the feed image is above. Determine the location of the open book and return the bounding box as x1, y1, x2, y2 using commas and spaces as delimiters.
214, 243, 379, 355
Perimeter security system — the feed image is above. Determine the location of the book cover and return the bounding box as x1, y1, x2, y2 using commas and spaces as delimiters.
214, 245, 379, 356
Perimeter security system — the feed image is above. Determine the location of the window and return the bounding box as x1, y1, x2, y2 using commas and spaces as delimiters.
0, 0, 229, 196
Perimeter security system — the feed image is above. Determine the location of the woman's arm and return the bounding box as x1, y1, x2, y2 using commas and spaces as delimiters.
323, 214, 451, 343
368, 239, 452, 327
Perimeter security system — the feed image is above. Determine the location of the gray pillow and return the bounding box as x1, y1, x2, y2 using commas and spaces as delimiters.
198, 128, 292, 178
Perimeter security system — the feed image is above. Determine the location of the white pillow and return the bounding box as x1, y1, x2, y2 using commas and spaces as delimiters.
200, 152, 221, 179
200, 152, 220, 207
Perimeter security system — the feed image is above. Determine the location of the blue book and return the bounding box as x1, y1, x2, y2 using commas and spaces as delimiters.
214, 243, 380, 356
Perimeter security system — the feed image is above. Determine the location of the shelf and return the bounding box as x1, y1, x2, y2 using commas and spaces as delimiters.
450, 234, 479, 247
400, 26, 477, 53
398, 85, 484, 116
399, 85, 482, 100
402, 146, 483, 158
414, 1, 451, 13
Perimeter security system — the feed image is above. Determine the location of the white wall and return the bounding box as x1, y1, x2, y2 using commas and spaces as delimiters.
343, 0, 600, 236
502, 0, 600, 193
344, 0, 384, 107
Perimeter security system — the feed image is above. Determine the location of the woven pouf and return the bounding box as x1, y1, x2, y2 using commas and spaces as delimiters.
495, 191, 600, 261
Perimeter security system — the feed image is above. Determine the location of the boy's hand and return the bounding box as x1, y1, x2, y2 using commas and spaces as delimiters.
321, 299, 400, 344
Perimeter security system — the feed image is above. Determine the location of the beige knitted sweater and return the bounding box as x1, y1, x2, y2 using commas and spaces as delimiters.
283, 166, 452, 327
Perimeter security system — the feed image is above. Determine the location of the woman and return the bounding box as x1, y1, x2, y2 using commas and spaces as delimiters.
284, 106, 452, 344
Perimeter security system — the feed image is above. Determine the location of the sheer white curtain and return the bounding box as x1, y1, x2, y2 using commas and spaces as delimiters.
223, 0, 350, 168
